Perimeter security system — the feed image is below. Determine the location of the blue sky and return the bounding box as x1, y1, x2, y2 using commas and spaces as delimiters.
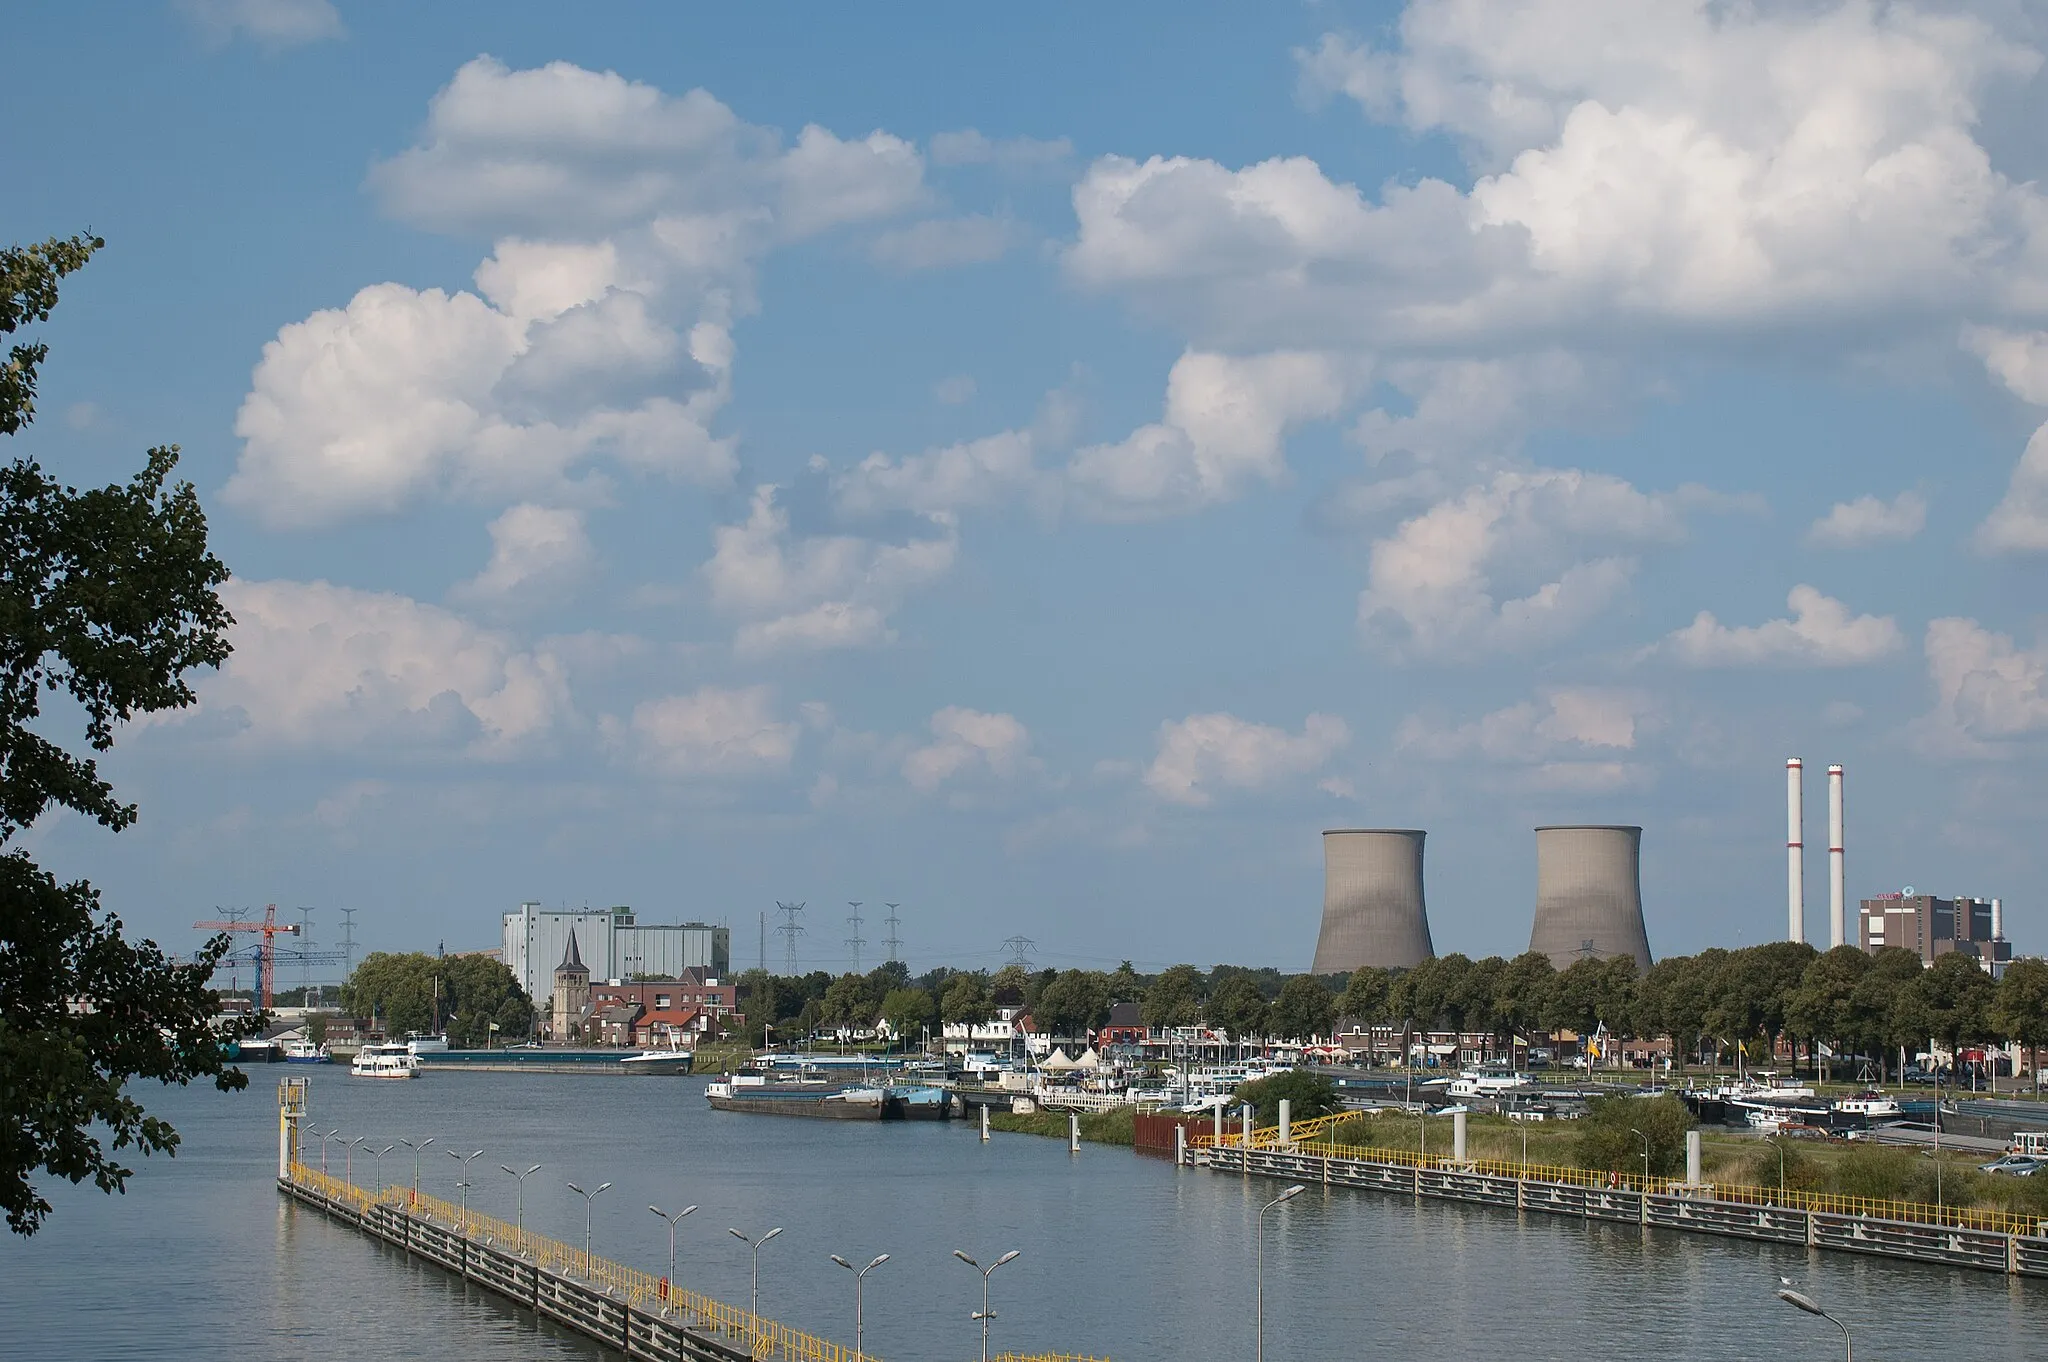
10, 0, 2048, 975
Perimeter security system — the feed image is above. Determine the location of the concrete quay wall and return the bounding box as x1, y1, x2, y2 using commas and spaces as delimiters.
1194, 1146, 2048, 1278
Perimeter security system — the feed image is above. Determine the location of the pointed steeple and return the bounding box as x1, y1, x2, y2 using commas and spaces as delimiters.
556, 927, 588, 976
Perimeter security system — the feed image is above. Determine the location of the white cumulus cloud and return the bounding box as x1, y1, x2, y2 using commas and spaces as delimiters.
454, 504, 594, 606
193, 579, 570, 757
1359, 468, 1684, 659
903, 708, 1032, 792
1144, 712, 1351, 806
1068, 350, 1349, 519
1807, 491, 1926, 548
614, 685, 799, 776
1915, 617, 2048, 756
1661, 585, 1903, 667
704, 485, 957, 658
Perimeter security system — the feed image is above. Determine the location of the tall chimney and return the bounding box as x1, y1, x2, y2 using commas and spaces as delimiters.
1828, 764, 1845, 950
1786, 758, 1805, 944
1993, 897, 2004, 941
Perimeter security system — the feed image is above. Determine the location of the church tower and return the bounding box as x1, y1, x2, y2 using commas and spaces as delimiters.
550, 927, 591, 1040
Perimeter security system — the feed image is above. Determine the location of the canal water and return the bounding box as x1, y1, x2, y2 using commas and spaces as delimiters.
3, 1072, 2043, 1360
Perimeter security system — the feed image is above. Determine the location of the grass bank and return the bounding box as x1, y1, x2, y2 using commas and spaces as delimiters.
985, 1107, 1137, 1146
1319, 1110, 2046, 1214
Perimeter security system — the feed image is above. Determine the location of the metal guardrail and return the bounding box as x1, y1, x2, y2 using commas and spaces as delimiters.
288, 1165, 1111, 1362
1191, 1120, 2044, 1237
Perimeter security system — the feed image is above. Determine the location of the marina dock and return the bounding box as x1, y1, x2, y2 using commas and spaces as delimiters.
1189, 1112, 2048, 1278
272, 1079, 1099, 1362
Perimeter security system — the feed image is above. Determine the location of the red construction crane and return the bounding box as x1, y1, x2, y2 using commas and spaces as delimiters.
193, 903, 300, 1012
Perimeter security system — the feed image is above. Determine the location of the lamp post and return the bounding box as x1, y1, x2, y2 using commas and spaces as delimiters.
499, 1164, 541, 1240
831, 1252, 890, 1359
1769, 1136, 1787, 1204
447, 1148, 485, 1216
728, 1226, 783, 1322
398, 1136, 435, 1201
1415, 1108, 1427, 1165
344, 1136, 368, 1188
567, 1180, 612, 1271
1256, 1185, 1306, 1362
314, 1128, 341, 1175
650, 1203, 698, 1292
369, 1145, 395, 1195
1775, 1287, 1852, 1361
1629, 1127, 1652, 1191
952, 1248, 1020, 1362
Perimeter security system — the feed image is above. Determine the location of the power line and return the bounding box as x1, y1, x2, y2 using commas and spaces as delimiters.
774, 901, 806, 976
845, 902, 866, 974
338, 907, 358, 979
882, 903, 902, 964
1001, 935, 1036, 970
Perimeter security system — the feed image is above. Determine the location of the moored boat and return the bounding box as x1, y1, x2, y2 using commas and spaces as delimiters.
351, 1042, 421, 1080
283, 1040, 331, 1064
705, 1075, 885, 1119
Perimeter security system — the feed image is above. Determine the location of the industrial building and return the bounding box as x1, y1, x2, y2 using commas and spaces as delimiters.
502, 903, 730, 1006
1527, 825, 1653, 972
1310, 829, 1435, 973
1859, 892, 2012, 970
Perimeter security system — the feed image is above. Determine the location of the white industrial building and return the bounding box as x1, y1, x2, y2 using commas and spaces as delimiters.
502, 904, 730, 1005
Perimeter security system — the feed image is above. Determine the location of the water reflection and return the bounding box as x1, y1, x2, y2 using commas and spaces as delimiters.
2, 1073, 2042, 1361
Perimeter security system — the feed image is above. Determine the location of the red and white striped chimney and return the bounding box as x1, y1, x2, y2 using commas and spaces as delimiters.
1787, 758, 1805, 944
1828, 764, 1845, 949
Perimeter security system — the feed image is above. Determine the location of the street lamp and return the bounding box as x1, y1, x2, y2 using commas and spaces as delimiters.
567, 1180, 612, 1269
649, 1203, 698, 1291
728, 1225, 783, 1322
398, 1136, 435, 1200
1628, 1127, 1652, 1192
831, 1252, 889, 1359
368, 1145, 396, 1195
344, 1135, 368, 1188
1768, 1135, 1787, 1203
1256, 1185, 1306, 1362
1415, 1108, 1428, 1164
447, 1148, 485, 1216
500, 1164, 541, 1240
952, 1248, 1020, 1362
314, 1128, 341, 1175
1775, 1287, 1853, 1361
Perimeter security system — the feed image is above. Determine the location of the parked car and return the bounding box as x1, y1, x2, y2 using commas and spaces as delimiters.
1979, 1155, 2043, 1177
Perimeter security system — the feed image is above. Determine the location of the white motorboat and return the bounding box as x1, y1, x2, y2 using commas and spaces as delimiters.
283, 1040, 331, 1064
1831, 1090, 1902, 1120
351, 1043, 420, 1080
1448, 1068, 1533, 1099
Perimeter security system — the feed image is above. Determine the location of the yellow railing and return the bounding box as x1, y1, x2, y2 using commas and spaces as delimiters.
1190, 1124, 2043, 1238
291, 1164, 862, 1361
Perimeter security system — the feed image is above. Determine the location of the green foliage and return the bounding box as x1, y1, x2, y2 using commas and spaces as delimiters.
1142, 964, 1203, 1029
1207, 974, 1270, 1041
0, 235, 246, 1237
880, 986, 934, 1044
1267, 974, 1336, 1042
306, 1014, 328, 1046
1572, 1095, 1694, 1177
1035, 969, 1112, 1038
339, 952, 530, 1046
1233, 1070, 1341, 1126
1336, 967, 1391, 1026
939, 972, 991, 1024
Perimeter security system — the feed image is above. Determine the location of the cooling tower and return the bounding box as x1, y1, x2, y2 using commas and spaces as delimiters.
1311, 829, 1434, 974
1528, 825, 1652, 973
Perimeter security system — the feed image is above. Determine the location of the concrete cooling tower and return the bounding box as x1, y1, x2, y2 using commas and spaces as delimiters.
1311, 829, 1435, 974
1528, 825, 1652, 973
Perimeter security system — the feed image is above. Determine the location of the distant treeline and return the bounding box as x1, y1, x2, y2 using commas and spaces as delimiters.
737, 945, 2048, 1079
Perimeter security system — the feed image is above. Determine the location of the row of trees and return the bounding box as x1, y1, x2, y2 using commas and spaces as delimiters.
339, 952, 533, 1048
734, 945, 2048, 1078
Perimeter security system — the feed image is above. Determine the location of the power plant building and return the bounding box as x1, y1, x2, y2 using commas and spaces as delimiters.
1311, 829, 1434, 973
502, 903, 730, 1005
1859, 892, 2011, 970
1528, 825, 1653, 973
